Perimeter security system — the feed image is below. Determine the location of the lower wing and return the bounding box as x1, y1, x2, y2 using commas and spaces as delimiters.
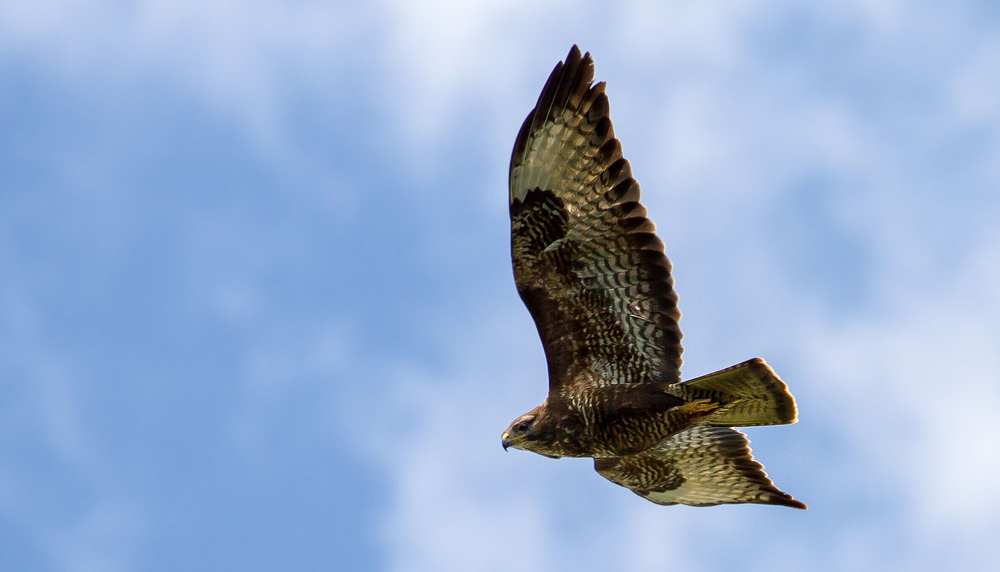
594, 426, 806, 509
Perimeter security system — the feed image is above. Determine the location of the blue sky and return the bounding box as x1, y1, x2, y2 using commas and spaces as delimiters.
2, 1, 999, 570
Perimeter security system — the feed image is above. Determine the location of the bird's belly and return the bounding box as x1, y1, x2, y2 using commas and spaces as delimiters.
584, 404, 716, 457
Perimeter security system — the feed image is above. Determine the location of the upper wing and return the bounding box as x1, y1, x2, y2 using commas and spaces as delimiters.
510, 45, 683, 393
594, 426, 807, 509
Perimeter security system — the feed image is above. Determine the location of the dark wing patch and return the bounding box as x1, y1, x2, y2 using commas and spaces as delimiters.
594, 427, 806, 509
510, 45, 682, 392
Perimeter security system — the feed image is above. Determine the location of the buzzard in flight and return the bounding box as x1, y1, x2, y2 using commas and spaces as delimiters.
501, 46, 805, 509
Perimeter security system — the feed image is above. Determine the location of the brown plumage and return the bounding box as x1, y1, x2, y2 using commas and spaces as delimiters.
501, 46, 805, 509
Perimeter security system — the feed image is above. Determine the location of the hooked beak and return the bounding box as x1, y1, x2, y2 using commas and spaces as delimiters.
501, 432, 511, 451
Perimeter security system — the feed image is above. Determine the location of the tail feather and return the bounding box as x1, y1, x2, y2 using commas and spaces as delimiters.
672, 358, 798, 427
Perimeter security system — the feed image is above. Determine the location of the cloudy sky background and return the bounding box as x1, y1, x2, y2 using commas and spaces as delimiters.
2, 1, 999, 570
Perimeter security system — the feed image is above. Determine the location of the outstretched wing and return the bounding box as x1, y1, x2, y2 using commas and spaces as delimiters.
510, 45, 683, 394
594, 426, 806, 509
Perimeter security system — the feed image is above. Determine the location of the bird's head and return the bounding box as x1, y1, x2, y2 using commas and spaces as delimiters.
501, 413, 536, 451
501, 404, 559, 457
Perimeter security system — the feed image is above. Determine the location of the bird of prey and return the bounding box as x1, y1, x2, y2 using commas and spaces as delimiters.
501, 45, 805, 509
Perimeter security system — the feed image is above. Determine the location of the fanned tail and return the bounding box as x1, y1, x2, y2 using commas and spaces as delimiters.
671, 358, 798, 427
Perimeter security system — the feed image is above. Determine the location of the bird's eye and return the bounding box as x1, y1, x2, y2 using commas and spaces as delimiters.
516, 420, 532, 433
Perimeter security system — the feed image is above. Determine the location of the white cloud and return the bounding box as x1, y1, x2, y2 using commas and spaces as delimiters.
0, 0, 361, 161
369, 308, 554, 571
806, 231, 1000, 528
